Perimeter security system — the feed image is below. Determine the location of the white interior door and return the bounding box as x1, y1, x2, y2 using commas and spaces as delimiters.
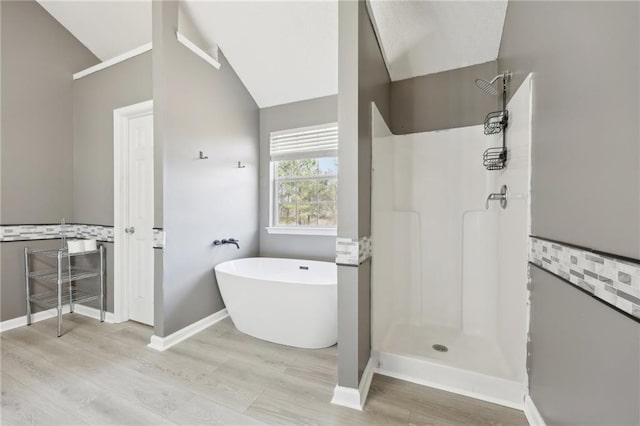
126, 113, 154, 325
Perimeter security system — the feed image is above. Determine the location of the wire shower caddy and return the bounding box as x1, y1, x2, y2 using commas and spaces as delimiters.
481, 73, 510, 170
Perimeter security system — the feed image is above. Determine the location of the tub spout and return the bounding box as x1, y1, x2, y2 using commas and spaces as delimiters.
224, 238, 240, 249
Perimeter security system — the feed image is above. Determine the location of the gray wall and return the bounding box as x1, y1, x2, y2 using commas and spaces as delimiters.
390, 61, 499, 134
337, 0, 390, 389
259, 95, 337, 262
500, 1, 639, 258
153, 1, 259, 337
73, 51, 155, 226
1, 0, 97, 224
529, 267, 640, 425
498, 2, 640, 423
0, 1, 97, 322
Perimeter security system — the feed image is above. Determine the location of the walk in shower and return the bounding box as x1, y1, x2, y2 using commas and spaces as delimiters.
371, 75, 533, 408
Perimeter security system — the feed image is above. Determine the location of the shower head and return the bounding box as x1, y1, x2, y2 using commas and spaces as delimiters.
474, 71, 512, 96
475, 78, 499, 95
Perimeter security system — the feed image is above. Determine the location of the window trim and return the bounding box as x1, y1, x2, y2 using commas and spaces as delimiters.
269, 123, 339, 234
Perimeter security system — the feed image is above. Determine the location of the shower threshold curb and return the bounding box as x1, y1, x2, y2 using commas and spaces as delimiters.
373, 351, 526, 410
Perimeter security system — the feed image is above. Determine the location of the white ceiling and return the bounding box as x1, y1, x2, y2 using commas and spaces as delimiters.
37, 0, 507, 106
368, 0, 508, 81
37, 0, 151, 61
180, 1, 338, 108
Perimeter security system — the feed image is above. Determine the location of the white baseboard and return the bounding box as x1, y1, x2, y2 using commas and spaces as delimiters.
331, 357, 376, 411
359, 356, 375, 406
0, 304, 115, 333
148, 308, 228, 351
375, 351, 526, 410
73, 304, 116, 323
524, 395, 546, 426
0, 306, 69, 332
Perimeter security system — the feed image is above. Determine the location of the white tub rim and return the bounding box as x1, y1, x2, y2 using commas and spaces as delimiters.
214, 257, 337, 286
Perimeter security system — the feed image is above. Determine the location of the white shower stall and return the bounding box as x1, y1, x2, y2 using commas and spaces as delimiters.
371, 75, 533, 408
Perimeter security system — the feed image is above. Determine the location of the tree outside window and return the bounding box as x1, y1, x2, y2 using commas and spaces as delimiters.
275, 157, 337, 227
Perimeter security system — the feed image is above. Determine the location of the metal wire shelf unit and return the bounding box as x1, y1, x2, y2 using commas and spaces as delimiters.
28, 248, 101, 258
28, 288, 100, 310
24, 245, 105, 337
28, 267, 100, 283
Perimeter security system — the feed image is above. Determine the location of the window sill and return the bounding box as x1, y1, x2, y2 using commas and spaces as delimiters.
265, 227, 337, 237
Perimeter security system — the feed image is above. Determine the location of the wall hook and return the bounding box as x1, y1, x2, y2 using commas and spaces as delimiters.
237, 161, 246, 169
199, 151, 208, 160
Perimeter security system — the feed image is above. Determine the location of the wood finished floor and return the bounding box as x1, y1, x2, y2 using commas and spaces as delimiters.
0, 314, 528, 425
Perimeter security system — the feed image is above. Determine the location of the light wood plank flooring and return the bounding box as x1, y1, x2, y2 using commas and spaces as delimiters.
0, 314, 528, 425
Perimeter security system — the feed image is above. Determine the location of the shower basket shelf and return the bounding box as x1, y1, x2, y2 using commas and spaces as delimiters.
484, 110, 508, 135
483, 147, 508, 171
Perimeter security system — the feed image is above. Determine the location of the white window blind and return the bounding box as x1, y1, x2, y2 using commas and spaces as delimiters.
270, 122, 338, 161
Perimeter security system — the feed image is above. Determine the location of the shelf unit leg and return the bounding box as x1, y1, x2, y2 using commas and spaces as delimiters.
57, 307, 62, 337
24, 248, 31, 326
68, 256, 74, 314
99, 246, 105, 323
57, 251, 63, 337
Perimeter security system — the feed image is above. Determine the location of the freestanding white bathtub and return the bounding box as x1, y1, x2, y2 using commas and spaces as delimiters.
214, 257, 337, 349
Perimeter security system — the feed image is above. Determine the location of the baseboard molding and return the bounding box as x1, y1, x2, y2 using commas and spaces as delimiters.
359, 356, 376, 407
73, 304, 116, 323
0, 304, 115, 333
148, 308, 228, 351
524, 395, 546, 426
375, 351, 526, 410
331, 357, 376, 410
0, 306, 68, 332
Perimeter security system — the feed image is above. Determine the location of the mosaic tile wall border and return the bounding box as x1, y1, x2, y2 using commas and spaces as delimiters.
336, 236, 372, 266
0, 224, 165, 249
530, 237, 640, 321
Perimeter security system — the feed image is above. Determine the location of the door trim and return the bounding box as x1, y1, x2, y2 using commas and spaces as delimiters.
113, 100, 154, 324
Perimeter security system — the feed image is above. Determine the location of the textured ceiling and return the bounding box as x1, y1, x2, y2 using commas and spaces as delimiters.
37, 0, 151, 61
37, 0, 507, 106
368, 0, 508, 81
180, 1, 338, 108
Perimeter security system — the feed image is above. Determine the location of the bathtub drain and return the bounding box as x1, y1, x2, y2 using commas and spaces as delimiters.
432, 344, 448, 353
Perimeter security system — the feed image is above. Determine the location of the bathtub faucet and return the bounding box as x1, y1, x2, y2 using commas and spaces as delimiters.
214, 238, 240, 249
486, 185, 508, 209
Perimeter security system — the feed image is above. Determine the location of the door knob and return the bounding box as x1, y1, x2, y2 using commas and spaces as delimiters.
125, 226, 135, 234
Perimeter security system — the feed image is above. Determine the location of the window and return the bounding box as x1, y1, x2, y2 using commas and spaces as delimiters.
269, 123, 338, 234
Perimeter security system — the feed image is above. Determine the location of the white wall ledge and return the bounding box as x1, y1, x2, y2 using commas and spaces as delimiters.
266, 227, 337, 237
176, 31, 221, 70
73, 43, 152, 80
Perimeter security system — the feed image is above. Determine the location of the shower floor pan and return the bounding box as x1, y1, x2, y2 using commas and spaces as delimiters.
374, 322, 527, 409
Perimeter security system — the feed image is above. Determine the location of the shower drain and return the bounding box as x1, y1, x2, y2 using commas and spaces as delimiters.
432, 344, 449, 353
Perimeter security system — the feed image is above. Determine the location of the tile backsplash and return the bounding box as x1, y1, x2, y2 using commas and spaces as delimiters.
336, 235, 373, 266
0, 224, 165, 249
530, 237, 640, 321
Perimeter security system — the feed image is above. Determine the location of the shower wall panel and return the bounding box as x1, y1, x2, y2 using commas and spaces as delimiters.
493, 75, 532, 382
372, 106, 502, 339
371, 76, 532, 392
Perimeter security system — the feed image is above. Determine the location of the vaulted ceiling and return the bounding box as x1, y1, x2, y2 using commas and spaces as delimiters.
180, 1, 338, 108
37, 0, 507, 108
368, 0, 508, 81
37, 1, 151, 61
